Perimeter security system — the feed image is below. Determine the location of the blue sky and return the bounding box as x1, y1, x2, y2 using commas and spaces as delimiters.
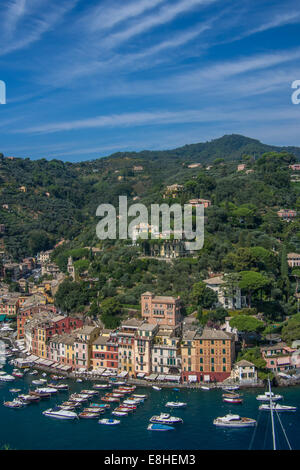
0, 0, 300, 161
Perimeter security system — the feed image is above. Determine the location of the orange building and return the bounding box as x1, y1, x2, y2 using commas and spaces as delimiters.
181, 328, 235, 383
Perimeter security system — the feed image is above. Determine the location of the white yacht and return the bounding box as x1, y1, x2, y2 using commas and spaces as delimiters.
165, 402, 187, 408
256, 391, 282, 402
150, 413, 183, 424
214, 414, 256, 427
259, 404, 297, 412
0, 374, 15, 382
43, 407, 78, 419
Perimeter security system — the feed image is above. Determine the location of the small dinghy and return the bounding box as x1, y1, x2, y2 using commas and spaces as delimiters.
76, 379, 83, 383
132, 394, 148, 399
152, 386, 161, 391
90, 403, 110, 409
98, 418, 120, 425
9, 388, 22, 393
223, 396, 243, 404
147, 423, 174, 431
81, 390, 98, 396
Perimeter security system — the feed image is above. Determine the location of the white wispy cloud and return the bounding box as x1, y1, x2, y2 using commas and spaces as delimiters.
0, 0, 78, 56
102, 0, 218, 49
16, 104, 300, 135
81, 0, 166, 33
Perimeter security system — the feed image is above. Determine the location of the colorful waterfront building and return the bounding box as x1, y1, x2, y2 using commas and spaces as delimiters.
91, 334, 119, 371
134, 323, 158, 377
181, 328, 235, 383
141, 292, 182, 326
115, 319, 144, 377
152, 325, 181, 375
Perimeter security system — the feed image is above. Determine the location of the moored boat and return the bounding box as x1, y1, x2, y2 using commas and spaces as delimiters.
112, 410, 128, 416
165, 402, 187, 408
223, 397, 243, 404
147, 423, 174, 431
213, 414, 256, 427
3, 399, 25, 408
259, 404, 297, 412
150, 413, 183, 425
93, 383, 111, 390
152, 386, 161, 391
79, 412, 100, 419
43, 407, 78, 419
98, 418, 120, 425
256, 392, 282, 402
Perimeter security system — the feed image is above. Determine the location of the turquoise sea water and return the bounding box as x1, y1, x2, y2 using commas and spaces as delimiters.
1, 361, 300, 450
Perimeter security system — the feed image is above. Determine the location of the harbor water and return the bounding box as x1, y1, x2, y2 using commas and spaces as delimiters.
1, 361, 300, 450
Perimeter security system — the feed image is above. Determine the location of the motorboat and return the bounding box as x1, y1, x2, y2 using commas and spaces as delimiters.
12, 369, 24, 378
112, 411, 128, 417
48, 383, 69, 391
76, 379, 83, 383
93, 383, 111, 390
147, 423, 174, 431
259, 404, 297, 412
79, 412, 100, 419
58, 405, 77, 411
119, 404, 137, 410
132, 394, 148, 399
256, 392, 283, 402
123, 399, 141, 405
83, 407, 105, 414
34, 387, 58, 395
152, 386, 161, 391
62, 401, 81, 408
28, 370, 38, 376
3, 399, 26, 408
81, 390, 98, 396
9, 388, 22, 393
90, 403, 110, 409
101, 396, 120, 403
0, 374, 15, 382
106, 393, 124, 398
43, 407, 78, 419
165, 402, 187, 408
150, 413, 183, 425
223, 396, 243, 404
31, 379, 47, 386
114, 381, 126, 385
200, 386, 210, 390
98, 418, 120, 425
116, 406, 134, 413
213, 414, 256, 427
18, 394, 40, 403
29, 390, 51, 399
222, 385, 239, 391
50, 375, 64, 381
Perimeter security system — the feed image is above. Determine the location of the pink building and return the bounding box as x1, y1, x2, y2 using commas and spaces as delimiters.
261, 342, 297, 372
289, 164, 300, 171
277, 209, 297, 220
188, 199, 211, 209
141, 292, 182, 326
237, 164, 246, 171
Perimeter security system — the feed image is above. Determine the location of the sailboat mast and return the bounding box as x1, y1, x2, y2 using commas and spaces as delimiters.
268, 378, 276, 450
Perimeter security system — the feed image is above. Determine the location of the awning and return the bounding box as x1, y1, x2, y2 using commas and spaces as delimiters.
118, 371, 128, 378
146, 374, 157, 381
136, 372, 145, 378
156, 375, 166, 381
165, 374, 181, 382
188, 375, 197, 383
